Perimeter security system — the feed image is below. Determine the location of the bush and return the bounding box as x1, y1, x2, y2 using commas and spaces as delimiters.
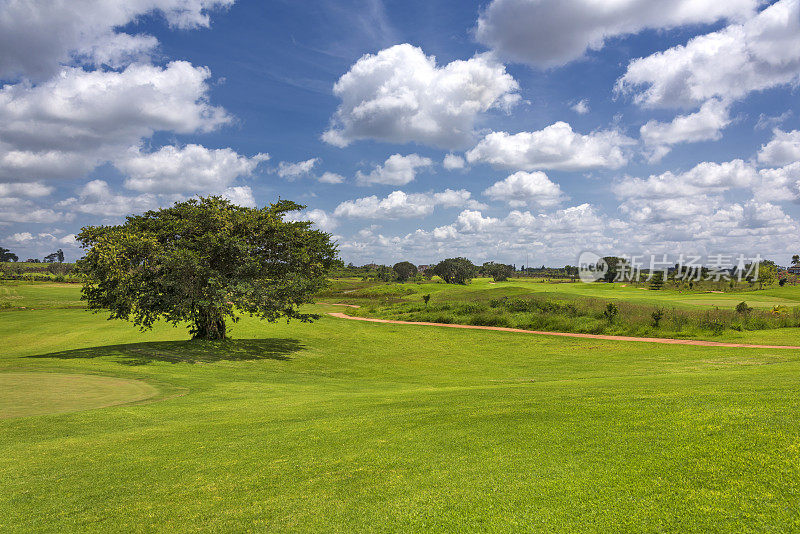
651, 309, 664, 327
603, 303, 619, 323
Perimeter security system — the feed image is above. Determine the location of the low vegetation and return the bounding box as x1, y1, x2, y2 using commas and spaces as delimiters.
327, 277, 800, 340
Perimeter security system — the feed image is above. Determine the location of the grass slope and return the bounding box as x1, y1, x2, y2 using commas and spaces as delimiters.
1, 282, 799, 532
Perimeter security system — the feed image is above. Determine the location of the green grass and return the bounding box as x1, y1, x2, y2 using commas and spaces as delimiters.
2, 281, 800, 531
0, 373, 160, 419
331, 278, 800, 342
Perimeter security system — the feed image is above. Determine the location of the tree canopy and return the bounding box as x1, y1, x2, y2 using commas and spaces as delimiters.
44, 249, 64, 263
77, 196, 339, 340
392, 261, 417, 282
481, 262, 514, 282
0, 247, 18, 262
433, 257, 477, 285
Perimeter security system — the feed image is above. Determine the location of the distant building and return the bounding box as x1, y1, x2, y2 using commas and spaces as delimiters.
787, 266, 800, 275
417, 264, 433, 273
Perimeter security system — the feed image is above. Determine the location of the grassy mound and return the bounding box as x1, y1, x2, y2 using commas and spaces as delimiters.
0, 373, 159, 419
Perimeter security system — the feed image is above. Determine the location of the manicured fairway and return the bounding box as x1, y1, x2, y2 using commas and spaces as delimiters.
2, 282, 800, 532
0, 373, 159, 419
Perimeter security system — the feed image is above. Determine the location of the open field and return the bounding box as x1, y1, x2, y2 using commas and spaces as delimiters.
2, 281, 800, 532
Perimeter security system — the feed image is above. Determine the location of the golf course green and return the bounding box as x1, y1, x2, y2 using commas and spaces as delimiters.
2, 281, 799, 531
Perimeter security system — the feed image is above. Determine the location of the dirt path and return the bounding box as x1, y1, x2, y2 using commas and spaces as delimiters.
327, 312, 800, 350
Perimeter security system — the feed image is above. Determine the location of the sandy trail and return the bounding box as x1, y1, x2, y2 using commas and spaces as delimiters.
327, 312, 800, 350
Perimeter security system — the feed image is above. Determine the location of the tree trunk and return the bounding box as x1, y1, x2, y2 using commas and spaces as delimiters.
194, 307, 227, 340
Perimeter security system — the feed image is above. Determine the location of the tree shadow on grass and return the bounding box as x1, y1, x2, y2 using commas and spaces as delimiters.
27, 338, 305, 366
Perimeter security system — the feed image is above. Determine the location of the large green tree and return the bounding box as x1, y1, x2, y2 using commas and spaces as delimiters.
481, 262, 514, 282
77, 196, 339, 340
433, 257, 477, 285
0, 246, 18, 262
392, 261, 417, 282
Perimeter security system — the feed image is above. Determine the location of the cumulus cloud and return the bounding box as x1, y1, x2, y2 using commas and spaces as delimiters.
0, 0, 234, 80
617, 0, 800, 109
0, 181, 60, 223
483, 171, 566, 209
611, 160, 782, 231
58, 180, 161, 217
318, 172, 345, 184
640, 99, 731, 161
277, 158, 319, 180
117, 144, 268, 193
334, 189, 473, 219
286, 208, 339, 232
338, 203, 610, 265
755, 162, 800, 203
0, 61, 231, 182
572, 100, 589, 115
0, 202, 65, 224
322, 44, 520, 149
466, 122, 634, 171
476, 0, 756, 68
443, 153, 467, 171
220, 186, 256, 208
757, 129, 800, 167
7, 231, 75, 245
0, 182, 53, 198
356, 154, 434, 186
613, 159, 758, 200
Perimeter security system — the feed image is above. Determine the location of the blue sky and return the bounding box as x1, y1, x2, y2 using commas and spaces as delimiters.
1, 0, 799, 266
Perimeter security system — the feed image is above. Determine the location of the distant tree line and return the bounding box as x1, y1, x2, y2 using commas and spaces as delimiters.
0, 247, 65, 264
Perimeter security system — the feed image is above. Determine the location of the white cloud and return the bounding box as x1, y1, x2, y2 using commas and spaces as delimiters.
2, 230, 79, 260
338, 203, 610, 265
220, 186, 256, 208
466, 122, 634, 171
334, 189, 473, 219
0, 0, 234, 80
277, 158, 319, 180
0, 199, 65, 223
639, 99, 731, 162
617, 0, 800, 108
443, 153, 467, 171
117, 144, 268, 193
318, 172, 345, 184
755, 162, 800, 203
476, 0, 756, 68
8, 232, 33, 243
755, 110, 792, 131
640, 99, 731, 161
0, 181, 60, 223
286, 208, 339, 232
483, 171, 566, 209
355, 154, 434, 186
0, 61, 231, 182
613, 159, 758, 200
757, 129, 800, 167
58, 180, 161, 217
0, 182, 53, 198
322, 44, 520, 149
336, 194, 800, 265
572, 99, 590, 115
